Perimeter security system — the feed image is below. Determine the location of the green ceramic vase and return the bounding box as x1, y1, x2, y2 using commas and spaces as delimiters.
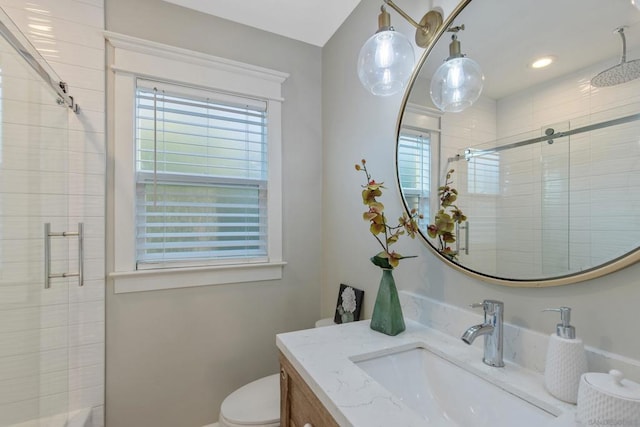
370, 268, 406, 336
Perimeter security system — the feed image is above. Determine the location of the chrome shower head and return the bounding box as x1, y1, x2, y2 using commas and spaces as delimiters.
591, 27, 640, 87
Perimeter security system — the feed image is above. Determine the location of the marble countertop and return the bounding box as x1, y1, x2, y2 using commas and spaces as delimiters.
276, 319, 577, 427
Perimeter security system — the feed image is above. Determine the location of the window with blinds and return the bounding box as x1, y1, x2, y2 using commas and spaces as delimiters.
397, 131, 430, 224
135, 79, 268, 268
467, 151, 500, 195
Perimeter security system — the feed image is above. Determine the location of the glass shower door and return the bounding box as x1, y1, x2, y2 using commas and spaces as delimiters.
540, 122, 571, 277
0, 23, 72, 426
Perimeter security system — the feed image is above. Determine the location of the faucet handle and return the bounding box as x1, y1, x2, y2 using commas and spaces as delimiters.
470, 300, 503, 313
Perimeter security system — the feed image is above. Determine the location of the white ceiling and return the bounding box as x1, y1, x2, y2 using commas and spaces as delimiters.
162, 0, 362, 47
162, 0, 640, 99
418, 0, 640, 99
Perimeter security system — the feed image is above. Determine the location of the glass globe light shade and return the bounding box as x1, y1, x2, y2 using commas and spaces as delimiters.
357, 29, 415, 96
430, 56, 484, 112
633, 0, 640, 11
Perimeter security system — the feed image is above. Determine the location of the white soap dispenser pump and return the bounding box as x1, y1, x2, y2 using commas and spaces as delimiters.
542, 307, 588, 404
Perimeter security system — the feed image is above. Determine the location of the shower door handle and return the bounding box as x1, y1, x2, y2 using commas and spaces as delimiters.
456, 221, 470, 256
44, 222, 84, 289
463, 221, 469, 255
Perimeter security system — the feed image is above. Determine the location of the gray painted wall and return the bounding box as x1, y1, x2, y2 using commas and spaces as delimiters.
322, 0, 638, 372
105, 1, 323, 426
104, 0, 639, 425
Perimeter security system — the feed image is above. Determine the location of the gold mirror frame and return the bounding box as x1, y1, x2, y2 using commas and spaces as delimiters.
394, 0, 640, 287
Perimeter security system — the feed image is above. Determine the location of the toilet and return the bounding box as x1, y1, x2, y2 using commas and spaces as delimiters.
213, 318, 336, 427
218, 374, 281, 427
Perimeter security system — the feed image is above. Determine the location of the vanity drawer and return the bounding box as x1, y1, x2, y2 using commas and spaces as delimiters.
279, 351, 339, 427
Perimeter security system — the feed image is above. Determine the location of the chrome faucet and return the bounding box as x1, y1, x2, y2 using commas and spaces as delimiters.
461, 300, 504, 367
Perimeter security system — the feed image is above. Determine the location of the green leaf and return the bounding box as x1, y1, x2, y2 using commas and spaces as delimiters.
442, 232, 456, 243
370, 254, 393, 269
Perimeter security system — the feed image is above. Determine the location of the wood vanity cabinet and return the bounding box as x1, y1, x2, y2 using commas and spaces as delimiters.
279, 351, 339, 427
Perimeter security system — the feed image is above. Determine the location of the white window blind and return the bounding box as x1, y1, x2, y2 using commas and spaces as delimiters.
467, 151, 500, 195
397, 130, 430, 223
135, 79, 269, 268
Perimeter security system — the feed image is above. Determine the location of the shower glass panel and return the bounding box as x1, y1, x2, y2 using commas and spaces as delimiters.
570, 105, 640, 270
0, 22, 71, 427
441, 102, 640, 281
455, 151, 499, 273
540, 121, 570, 277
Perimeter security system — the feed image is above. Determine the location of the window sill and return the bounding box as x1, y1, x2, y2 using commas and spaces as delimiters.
109, 261, 286, 294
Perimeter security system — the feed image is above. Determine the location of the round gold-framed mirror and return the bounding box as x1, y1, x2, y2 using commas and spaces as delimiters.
396, 0, 640, 286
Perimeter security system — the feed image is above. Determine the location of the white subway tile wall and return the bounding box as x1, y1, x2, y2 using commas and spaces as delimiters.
0, 0, 104, 425
441, 95, 499, 273
439, 50, 640, 279
496, 50, 640, 277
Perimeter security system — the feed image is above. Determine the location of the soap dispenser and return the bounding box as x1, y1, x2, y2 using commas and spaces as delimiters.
542, 307, 587, 404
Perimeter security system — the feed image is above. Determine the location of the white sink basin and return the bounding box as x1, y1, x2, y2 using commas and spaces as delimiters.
354, 345, 557, 427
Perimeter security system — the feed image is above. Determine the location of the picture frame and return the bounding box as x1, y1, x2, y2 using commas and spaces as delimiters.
334, 284, 364, 324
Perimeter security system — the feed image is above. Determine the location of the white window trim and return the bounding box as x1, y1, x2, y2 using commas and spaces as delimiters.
106, 32, 289, 293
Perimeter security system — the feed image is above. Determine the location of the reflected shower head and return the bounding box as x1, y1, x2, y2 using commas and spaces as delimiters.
591, 27, 640, 87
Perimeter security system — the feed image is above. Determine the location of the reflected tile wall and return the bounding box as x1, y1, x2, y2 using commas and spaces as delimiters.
441, 95, 499, 273
496, 48, 640, 277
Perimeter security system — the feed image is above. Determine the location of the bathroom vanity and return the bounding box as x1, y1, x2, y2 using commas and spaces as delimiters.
276, 310, 577, 426
279, 351, 339, 427
276, 289, 640, 426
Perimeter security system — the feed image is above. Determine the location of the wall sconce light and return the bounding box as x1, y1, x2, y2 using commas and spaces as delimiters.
357, 0, 443, 96
632, 0, 640, 11
430, 25, 484, 113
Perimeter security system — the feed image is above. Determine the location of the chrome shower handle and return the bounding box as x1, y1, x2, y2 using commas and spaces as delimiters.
456, 221, 469, 255
463, 221, 469, 255
44, 222, 84, 289
78, 222, 84, 287
44, 223, 51, 289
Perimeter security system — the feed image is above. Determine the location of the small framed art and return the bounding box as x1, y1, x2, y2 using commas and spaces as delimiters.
334, 284, 364, 324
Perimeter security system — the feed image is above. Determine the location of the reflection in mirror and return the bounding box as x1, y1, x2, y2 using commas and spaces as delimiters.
396, 0, 640, 285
